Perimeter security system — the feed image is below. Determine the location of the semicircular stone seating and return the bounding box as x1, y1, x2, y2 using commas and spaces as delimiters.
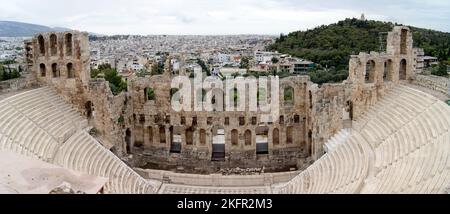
1, 85, 449, 194
0, 87, 160, 194
272, 84, 450, 194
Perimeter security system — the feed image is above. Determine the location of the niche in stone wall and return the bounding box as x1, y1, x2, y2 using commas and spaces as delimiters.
50, 34, 57, 56
384, 59, 393, 82
40, 63, 46, 77
38, 35, 45, 56
400, 29, 408, 55
67, 63, 74, 78
256, 126, 269, 155
365, 60, 376, 83
399, 59, 407, 80
65, 33, 73, 56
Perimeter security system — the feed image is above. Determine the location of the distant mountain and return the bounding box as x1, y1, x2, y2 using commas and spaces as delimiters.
0, 21, 71, 37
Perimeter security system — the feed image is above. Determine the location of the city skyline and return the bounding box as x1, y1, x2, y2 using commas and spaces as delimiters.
0, 0, 449, 35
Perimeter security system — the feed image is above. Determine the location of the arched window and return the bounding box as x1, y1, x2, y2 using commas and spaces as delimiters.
400, 29, 408, 55
399, 59, 407, 80
159, 126, 166, 144
212, 127, 225, 161
284, 86, 294, 104
384, 60, 393, 82
273, 128, 280, 145
67, 63, 74, 78
231, 129, 239, 146
40, 63, 46, 77
145, 87, 155, 101
52, 63, 59, 77
170, 126, 182, 153
38, 35, 45, 56
186, 127, 194, 145
286, 126, 293, 144
125, 129, 132, 154
85, 101, 93, 118
50, 34, 57, 56
256, 126, 269, 155
365, 60, 376, 83
245, 130, 252, 146
65, 33, 73, 56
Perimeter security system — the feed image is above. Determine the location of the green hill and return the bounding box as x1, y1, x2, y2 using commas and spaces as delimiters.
269, 18, 450, 70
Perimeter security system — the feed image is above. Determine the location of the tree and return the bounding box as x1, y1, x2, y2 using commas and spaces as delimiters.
151, 62, 164, 75
197, 58, 210, 76
271, 57, 279, 64
240, 57, 251, 70
431, 64, 448, 77
90, 63, 127, 95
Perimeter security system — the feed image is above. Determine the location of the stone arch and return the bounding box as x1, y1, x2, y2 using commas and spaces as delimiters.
145, 87, 155, 101
286, 126, 294, 144
40, 63, 46, 77
50, 34, 57, 56
245, 130, 252, 146
365, 60, 376, 83
85, 101, 93, 119
231, 129, 239, 146
67, 63, 74, 78
284, 86, 294, 104
399, 59, 407, 80
51, 63, 59, 77
65, 33, 73, 56
185, 127, 194, 145
38, 35, 45, 56
170, 126, 182, 153
256, 126, 269, 155
294, 114, 300, 123
400, 29, 408, 55
125, 129, 132, 154
384, 59, 393, 82
273, 128, 280, 145
212, 125, 225, 161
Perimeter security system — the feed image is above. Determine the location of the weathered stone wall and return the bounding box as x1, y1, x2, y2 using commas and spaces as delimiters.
134, 168, 300, 187
24, 26, 422, 174
126, 74, 311, 171
30, 31, 91, 112
0, 72, 36, 94
87, 79, 130, 153
413, 74, 450, 96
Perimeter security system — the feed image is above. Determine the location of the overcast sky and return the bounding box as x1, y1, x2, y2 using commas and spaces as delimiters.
0, 0, 449, 35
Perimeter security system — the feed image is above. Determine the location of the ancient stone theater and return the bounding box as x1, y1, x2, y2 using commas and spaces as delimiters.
0, 26, 449, 194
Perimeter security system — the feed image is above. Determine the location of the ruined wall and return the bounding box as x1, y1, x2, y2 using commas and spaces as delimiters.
24, 26, 422, 174
413, 74, 450, 96
126, 74, 312, 172
31, 31, 91, 112
87, 79, 130, 153
0, 72, 36, 94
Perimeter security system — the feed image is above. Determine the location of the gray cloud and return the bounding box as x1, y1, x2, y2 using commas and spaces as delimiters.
0, 0, 448, 35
